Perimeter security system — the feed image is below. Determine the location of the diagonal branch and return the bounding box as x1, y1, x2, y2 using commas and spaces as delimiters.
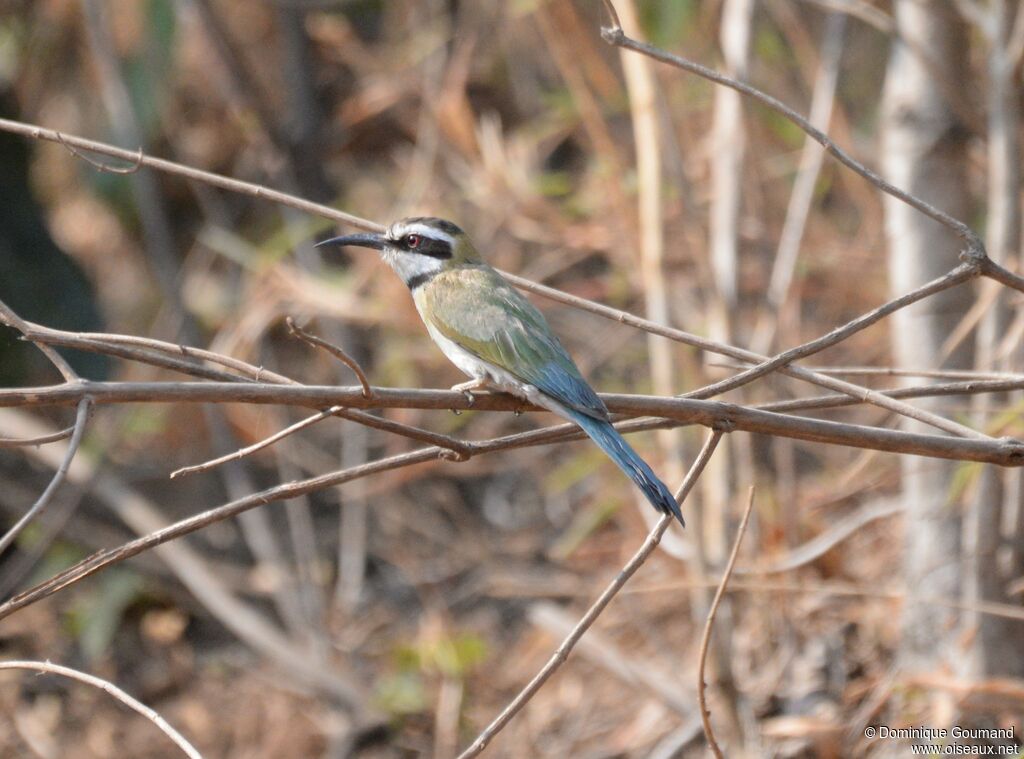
456, 430, 725, 759
596, 6, 982, 255
0, 398, 92, 555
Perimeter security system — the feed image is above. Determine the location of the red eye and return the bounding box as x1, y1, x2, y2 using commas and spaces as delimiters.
405, 234, 421, 249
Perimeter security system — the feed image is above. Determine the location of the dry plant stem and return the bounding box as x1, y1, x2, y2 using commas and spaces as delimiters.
0, 399, 91, 555
757, 376, 1024, 414
627, 578, 1024, 627
800, 0, 893, 32
0, 426, 75, 448
597, 20, 982, 255
756, 365, 1024, 381
8, 380, 1024, 465
0, 660, 203, 759
456, 431, 724, 759
697, 486, 755, 759
615, 0, 683, 486
755, 11, 845, 353
170, 404, 469, 478
285, 317, 372, 397
734, 498, 903, 576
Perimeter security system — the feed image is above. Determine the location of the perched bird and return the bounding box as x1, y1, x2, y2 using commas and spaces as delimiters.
318, 217, 682, 524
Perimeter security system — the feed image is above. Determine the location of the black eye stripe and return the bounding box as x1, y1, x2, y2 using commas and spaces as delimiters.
406, 237, 452, 259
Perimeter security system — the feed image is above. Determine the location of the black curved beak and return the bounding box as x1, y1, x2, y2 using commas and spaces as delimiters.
316, 233, 386, 251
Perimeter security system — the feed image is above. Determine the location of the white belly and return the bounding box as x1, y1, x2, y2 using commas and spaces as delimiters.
423, 322, 569, 417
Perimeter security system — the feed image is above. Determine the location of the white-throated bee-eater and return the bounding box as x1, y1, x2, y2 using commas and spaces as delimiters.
318, 217, 683, 525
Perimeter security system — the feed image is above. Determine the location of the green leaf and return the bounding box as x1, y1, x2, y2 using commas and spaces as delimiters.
375, 672, 427, 716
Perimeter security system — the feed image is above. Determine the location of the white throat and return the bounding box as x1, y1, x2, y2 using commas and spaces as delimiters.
381, 248, 444, 287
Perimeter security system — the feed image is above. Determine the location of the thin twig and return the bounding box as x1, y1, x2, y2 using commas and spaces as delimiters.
596, 17, 982, 255
0, 398, 92, 555
0, 426, 76, 448
55, 130, 144, 174
0, 660, 203, 759
697, 486, 755, 759
0, 301, 80, 384
170, 406, 340, 478
456, 431, 724, 759
0, 118, 383, 233
286, 317, 373, 398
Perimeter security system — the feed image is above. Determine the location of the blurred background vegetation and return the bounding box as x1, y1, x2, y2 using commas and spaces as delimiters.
0, 1, 1021, 757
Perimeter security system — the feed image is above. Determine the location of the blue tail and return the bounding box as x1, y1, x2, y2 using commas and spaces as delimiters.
567, 410, 684, 526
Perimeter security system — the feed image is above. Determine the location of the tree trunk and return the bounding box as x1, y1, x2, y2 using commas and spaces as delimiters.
881, 0, 973, 671
965, 0, 1024, 678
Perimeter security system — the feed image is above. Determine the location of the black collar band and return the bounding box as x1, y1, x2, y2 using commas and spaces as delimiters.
406, 271, 437, 291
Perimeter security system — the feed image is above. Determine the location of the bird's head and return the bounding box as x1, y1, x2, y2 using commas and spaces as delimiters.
317, 216, 481, 289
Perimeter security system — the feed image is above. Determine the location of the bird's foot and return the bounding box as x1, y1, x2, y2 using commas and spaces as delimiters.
450, 379, 490, 407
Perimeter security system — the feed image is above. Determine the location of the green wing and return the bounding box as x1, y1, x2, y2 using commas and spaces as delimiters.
423, 267, 609, 421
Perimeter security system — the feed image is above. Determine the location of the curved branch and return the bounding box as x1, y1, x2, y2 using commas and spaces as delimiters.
0, 660, 203, 759
0, 398, 92, 555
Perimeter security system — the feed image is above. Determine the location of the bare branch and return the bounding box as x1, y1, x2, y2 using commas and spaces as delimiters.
456, 431, 724, 759
0, 117, 381, 233
0, 660, 203, 759
0, 426, 76, 448
16, 316, 471, 461
0, 398, 92, 555
170, 406, 341, 478
597, 23, 983, 256
286, 317, 372, 398
6, 380, 1024, 465
686, 262, 983, 432
698, 486, 755, 759
0, 301, 80, 384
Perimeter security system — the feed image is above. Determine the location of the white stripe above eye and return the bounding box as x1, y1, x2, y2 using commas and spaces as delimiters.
392, 222, 456, 248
